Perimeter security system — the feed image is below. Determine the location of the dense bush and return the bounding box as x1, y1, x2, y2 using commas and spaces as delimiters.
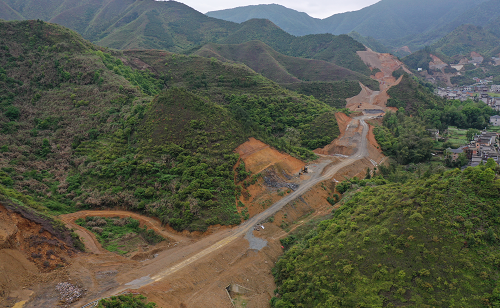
272, 166, 500, 307
97, 294, 156, 308
374, 110, 434, 164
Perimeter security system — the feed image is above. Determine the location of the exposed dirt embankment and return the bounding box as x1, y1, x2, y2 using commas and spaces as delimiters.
59, 210, 195, 255
235, 137, 306, 219
346, 48, 410, 112
235, 137, 304, 175
357, 49, 410, 89
0, 204, 76, 307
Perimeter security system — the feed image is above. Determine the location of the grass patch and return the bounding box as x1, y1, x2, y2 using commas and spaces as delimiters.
76, 216, 165, 255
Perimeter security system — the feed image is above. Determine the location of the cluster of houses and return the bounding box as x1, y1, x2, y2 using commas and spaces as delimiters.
435, 85, 500, 112
447, 131, 499, 167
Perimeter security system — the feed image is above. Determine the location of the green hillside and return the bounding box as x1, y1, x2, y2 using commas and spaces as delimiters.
486, 15, 500, 38
0, 1, 23, 20
283, 81, 363, 109
206, 4, 323, 37
0, 0, 240, 52
432, 24, 500, 57
0, 20, 344, 231
0, 0, 376, 77
194, 41, 378, 88
401, 47, 452, 71
218, 19, 372, 75
273, 165, 500, 307
389, 0, 500, 51
347, 31, 391, 54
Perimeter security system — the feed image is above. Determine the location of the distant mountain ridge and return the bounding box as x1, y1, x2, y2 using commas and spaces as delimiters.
432, 24, 500, 58
0, 0, 374, 76
207, 0, 496, 50
205, 4, 324, 36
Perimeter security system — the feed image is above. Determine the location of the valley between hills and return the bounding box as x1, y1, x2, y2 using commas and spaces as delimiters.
0, 30, 395, 305
1, 1, 500, 307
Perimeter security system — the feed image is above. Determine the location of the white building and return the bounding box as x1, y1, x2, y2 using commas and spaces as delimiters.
491, 115, 500, 126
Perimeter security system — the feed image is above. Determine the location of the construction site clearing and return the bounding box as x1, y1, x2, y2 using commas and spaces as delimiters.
0, 49, 405, 308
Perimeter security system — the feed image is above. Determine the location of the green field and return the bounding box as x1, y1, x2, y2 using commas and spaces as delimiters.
446, 126, 469, 147
488, 126, 500, 132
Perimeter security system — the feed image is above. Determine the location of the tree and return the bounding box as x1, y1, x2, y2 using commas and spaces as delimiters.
4, 106, 20, 120
466, 128, 480, 141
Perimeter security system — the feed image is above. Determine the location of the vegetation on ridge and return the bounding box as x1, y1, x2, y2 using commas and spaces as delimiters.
272, 165, 500, 307
0, 20, 345, 231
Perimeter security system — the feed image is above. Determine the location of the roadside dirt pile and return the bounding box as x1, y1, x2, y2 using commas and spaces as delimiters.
235, 137, 304, 175
235, 138, 306, 219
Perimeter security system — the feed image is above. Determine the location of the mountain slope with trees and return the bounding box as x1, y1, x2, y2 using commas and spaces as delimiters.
431, 24, 500, 58
273, 165, 500, 307
205, 0, 490, 49
194, 41, 378, 88
0, 0, 375, 77
206, 4, 324, 36
0, 20, 345, 231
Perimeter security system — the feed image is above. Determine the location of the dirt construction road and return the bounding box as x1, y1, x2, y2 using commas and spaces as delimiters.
77, 116, 372, 306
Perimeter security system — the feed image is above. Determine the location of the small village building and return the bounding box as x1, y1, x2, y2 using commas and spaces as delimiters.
470, 52, 484, 64
491, 115, 500, 126
491, 85, 500, 93
446, 146, 466, 161
427, 129, 439, 140
493, 99, 500, 111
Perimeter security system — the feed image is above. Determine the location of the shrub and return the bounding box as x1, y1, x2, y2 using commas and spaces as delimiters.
97, 294, 156, 308
4, 106, 20, 120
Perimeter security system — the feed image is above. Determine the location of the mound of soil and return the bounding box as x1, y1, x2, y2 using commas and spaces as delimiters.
235, 138, 304, 175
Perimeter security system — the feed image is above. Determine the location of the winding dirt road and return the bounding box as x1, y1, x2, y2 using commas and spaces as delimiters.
77, 116, 372, 306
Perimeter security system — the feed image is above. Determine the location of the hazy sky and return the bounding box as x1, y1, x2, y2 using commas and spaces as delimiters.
176, 0, 381, 19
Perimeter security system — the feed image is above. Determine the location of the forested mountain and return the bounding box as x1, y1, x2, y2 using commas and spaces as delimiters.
217, 19, 372, 75
347, 31, 391, 54
0, 0, 240, 52
195, 41, 377, 86
273, 166, 500, 307
195, 40, 378, 88
431, 24, 500, 58
206, 0, 491, 50
397, 0, 500, 52
0, 0, 375, 76
206, 4, 324, 36
0, 20, 344, 231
